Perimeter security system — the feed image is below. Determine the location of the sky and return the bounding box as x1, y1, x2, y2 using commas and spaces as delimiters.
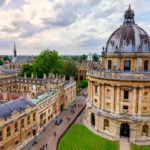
0, 0, 150, 55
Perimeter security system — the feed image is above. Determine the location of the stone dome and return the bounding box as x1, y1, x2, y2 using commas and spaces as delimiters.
106, 6, 150, 53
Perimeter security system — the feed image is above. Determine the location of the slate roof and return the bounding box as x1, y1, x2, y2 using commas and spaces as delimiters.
0, 98, 34, 119
11, 56, 30, 63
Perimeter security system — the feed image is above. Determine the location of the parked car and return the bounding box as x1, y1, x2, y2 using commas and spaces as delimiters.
55, 119, 62, 125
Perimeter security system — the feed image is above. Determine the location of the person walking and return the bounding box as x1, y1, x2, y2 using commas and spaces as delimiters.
54, 131, 56, 137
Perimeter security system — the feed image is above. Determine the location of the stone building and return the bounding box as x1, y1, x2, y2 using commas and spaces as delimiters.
76, 61, 93, 81
0, 73, 65, 97
0, 98, 37, 150
86, 6, 150, 144
33, 78, 76, 134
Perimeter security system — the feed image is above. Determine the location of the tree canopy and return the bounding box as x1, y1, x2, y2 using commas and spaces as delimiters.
64, 58, 77, 80
0, 60, 3, 66
18, 64, 33, 77
92, 53, 99, 62
3, 55, 9, 61
18, 49, 77, 79
33, 49, 65, 78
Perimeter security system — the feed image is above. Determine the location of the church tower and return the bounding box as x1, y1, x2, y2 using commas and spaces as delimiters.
14, 42, 17, 57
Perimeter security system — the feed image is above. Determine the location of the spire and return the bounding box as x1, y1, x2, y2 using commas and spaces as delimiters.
14, 41, 17, 57
123, 5, 135, 25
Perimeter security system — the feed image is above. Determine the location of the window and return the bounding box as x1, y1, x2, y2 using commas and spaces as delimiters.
33, 113, 36, 121
27, 116, 30, 125
95, 99, 97, 103
21, 119, 24, 129
123, 105, 128, 110
124, 60, 131, 71
14, 122, 18, 132
48, 116, 50, 120
124, 91, 129, 99
108, 60, 112, 69
15, 140, 19, 145
144, 60, 148, 71
7, 126, 11, 137
28, 132, 31, 136
95, 85, 98, 93
0, 131, 2, 141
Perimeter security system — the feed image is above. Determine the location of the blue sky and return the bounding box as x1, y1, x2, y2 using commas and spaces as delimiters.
0, 0, 150, 55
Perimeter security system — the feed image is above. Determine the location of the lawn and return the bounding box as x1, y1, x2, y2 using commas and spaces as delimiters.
58, 124, 118, 150
131, 144, 150, 150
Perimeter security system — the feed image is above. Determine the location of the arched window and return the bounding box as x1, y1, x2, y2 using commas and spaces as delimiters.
21, 119, 24, 129
142, 125, 149, 137
104, 119, 109, 130
0, 130, 3, 141
14, 122, 18, 132
7, 126, 11, 137
27, 116, 30, 125
91, 113, 95, 126
33, 113, 36, 121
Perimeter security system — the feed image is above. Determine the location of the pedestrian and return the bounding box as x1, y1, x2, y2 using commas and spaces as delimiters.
46, 143, 48, 148
54, 131, 56, 137
40, 147, 42, 150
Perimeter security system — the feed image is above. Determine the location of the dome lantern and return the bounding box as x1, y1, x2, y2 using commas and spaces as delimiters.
124, 4, 135, 25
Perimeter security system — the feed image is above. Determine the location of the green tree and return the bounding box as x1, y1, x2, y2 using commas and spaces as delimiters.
64, 58, 77, 80
72, 56, 79, 61
92, 53, 99, 62
77, 80, 88, 88
79, 54, 87, 62
3, 55, 9, 61
18, 64, 33, 77
0, 60, 3, 65
33, 49, 65, 78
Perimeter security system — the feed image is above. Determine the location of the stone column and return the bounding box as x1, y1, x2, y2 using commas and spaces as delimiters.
132, 87, 137, 115
138, 87, 143, 115
111, 85, 115, 113
101, 84, 105, 110
116, 86, 120, 114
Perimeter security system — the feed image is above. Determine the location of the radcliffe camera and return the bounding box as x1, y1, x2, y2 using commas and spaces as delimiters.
0, 1, 150, 150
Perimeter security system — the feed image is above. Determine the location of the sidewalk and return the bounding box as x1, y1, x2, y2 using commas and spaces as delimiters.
27, 96, 86, 150
119, 138, 130, 150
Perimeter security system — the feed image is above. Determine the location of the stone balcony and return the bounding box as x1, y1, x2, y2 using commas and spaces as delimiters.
87, 69, 150, 81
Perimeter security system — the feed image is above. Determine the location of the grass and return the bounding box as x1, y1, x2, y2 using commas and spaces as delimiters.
131, 144, 150, 150
58, 124, 119, 150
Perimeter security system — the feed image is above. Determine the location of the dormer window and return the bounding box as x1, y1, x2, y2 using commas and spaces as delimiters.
108, 60, 112, 69
124, 60, 131, 71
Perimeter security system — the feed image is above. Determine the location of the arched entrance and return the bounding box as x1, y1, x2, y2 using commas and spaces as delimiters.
120, 123, 130, 138
91, 113, 95, 126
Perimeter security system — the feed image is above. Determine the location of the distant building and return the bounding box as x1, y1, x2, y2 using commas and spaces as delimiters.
87, 52, 92, 61
7, 42, 31, 70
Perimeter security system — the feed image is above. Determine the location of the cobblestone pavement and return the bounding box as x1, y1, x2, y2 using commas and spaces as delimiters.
27, 96, 86, 150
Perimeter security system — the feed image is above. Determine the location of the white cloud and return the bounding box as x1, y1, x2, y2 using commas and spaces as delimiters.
0, 0, 150, 55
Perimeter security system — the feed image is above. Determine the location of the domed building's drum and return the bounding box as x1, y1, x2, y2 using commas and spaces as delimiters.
86, 5, 150, 144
